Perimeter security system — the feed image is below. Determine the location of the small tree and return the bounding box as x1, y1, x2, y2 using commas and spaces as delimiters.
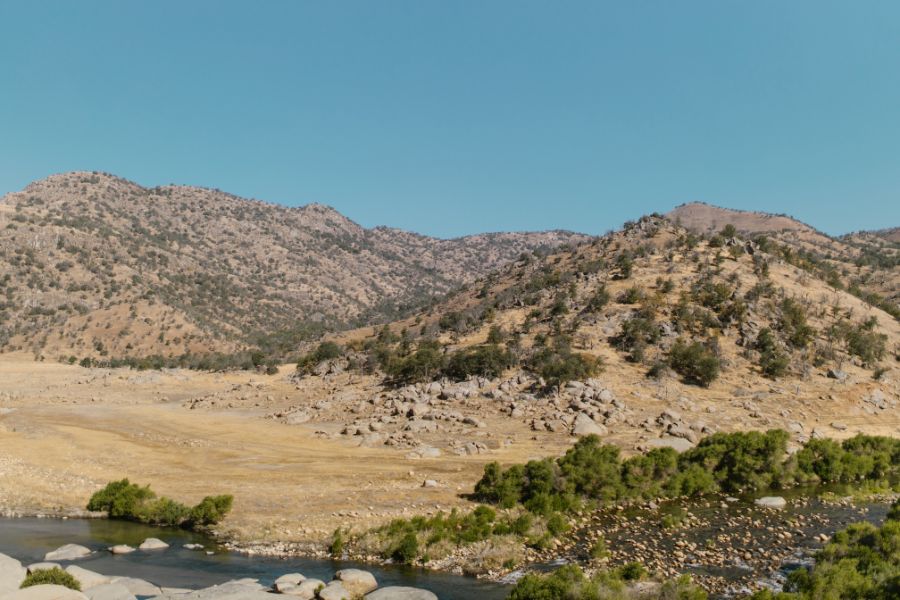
668, 339, 720, 387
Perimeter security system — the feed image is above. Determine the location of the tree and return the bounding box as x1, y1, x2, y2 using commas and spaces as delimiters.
668, 339, 720, 387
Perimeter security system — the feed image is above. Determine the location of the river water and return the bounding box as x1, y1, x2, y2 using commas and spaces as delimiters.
0, 518, 510, 599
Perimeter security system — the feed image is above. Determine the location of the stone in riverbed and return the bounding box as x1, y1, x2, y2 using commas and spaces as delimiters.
82, 583, 136, 600
366, 587, 438, 600
333, 569, 377, 596
44, 545, 91, 561
146, 580, 271, 599
0, 585, 89, 599
0, 553, 26, 594
107, 546, 134, 555
138, 539, 168, 551
64, 565, 109, 589
755, 496, 787, 509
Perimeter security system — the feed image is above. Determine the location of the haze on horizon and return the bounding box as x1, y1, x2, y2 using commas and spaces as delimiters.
1, 1, 899, 238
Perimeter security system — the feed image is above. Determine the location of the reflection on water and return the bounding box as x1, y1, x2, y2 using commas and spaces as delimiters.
0, 518, 509, 600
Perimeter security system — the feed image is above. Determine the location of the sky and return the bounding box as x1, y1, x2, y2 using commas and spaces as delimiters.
1, 1, 899, 238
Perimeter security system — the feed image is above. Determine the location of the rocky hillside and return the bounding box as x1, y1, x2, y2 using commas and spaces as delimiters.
670, 202, 899, 318
0, 172, 590, 361
260, 214, 900, 457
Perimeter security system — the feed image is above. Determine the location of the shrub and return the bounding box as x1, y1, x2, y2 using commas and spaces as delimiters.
845, 326, 887, 367
391, 532, 419, 564
443, 344, 514, 380
87, 479, 232, 529
21, 568, 81, 591
667, 339, 720, 387
779, 298, 815, 348
296, 341, 343, 374
586, 285, 611, 312
385, 340, 445, 383
189, 494, 234, 526
529, 347, 600, 391
755, 328, 789, 378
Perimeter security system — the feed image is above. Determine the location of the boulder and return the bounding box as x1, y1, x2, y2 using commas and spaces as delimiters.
0, 585, 89, 600
64, 566, 109, 589
644, 436, 693, 452
333, 570, 377, 597
138, 539, 168, 551
827, 368, 847, 381
146, 581, 270, 599
0, 554, 26, 594
108, 578, 162, 597
83, 584, 136, 600
280, 579, 324, 598
316, 581, 350, 600
272, 572, 305, 593
366, 587, 438, 600
43, 545, 91, 562
755, 496, 787, 509
571, 413, 607, 436
107, 546, 133, 555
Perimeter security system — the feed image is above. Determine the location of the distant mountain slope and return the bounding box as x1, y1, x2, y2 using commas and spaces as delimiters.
0, 172, 590, 360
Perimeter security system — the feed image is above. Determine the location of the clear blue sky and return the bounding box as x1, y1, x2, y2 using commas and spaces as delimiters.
2, 1, 898, 238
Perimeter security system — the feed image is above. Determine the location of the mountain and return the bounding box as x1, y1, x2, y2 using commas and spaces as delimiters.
0, 171, 591, 361
667, 202, 816, 236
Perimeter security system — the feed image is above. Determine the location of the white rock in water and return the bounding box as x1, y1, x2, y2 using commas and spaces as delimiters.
366, 587, 439, 600
44, 544, 92, 561
107, 546, 134, 555
317, 582, 351, 600
137, 538, 169, 551
0, 553, 27, 594
333, 569, 377, 597
108, 577, 162, 597
755, 496, 787, 509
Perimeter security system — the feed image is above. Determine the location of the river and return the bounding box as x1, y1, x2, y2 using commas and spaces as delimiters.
0, 517, 510, 599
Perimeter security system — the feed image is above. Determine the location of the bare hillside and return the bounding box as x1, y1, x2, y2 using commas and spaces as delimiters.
0, 172, 590, 361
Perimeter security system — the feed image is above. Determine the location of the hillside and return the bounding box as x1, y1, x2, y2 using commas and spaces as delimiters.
228, 214, 900, 463
0, 171, 590, 362
669, 202, 899, 318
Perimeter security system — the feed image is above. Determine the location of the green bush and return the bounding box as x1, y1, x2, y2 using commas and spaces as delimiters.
755, 328, 789, 378
21, 568, 81, 591
296, 341, 343, 373
668, 339, 720, 387
529, 347, 601, 390
506, 564, 706, 600
443, 344, 514, 380
384, 340, 445, 383
87, 479, 232, 529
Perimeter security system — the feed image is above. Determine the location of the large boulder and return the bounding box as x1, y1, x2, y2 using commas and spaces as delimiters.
108, 578, 162, 597
571, 413, 607, 436
0, 585, 89, 600
272, 572, 305, 593
317, 582, 350, 600
64, 566, 109, 590
0, 554, 26, 594
83, 584, 136, 600
107, 546, 133, 556
333, 570, 377, 597
366, 587, 438, 600
147, 580, 271, 599
280, 578, 324, 598
43, 545, 91, 562
137, 539, 168, 551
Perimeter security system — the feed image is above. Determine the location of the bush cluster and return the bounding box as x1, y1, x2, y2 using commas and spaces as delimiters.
506, 564, 706, 600
21, 568, 81, 591
87, 479, 233, 529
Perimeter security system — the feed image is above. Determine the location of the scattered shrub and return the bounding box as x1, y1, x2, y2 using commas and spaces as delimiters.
21, 568, 81, 591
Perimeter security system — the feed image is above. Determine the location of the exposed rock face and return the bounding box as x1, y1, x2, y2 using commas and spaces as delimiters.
43, 545, 91, 561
